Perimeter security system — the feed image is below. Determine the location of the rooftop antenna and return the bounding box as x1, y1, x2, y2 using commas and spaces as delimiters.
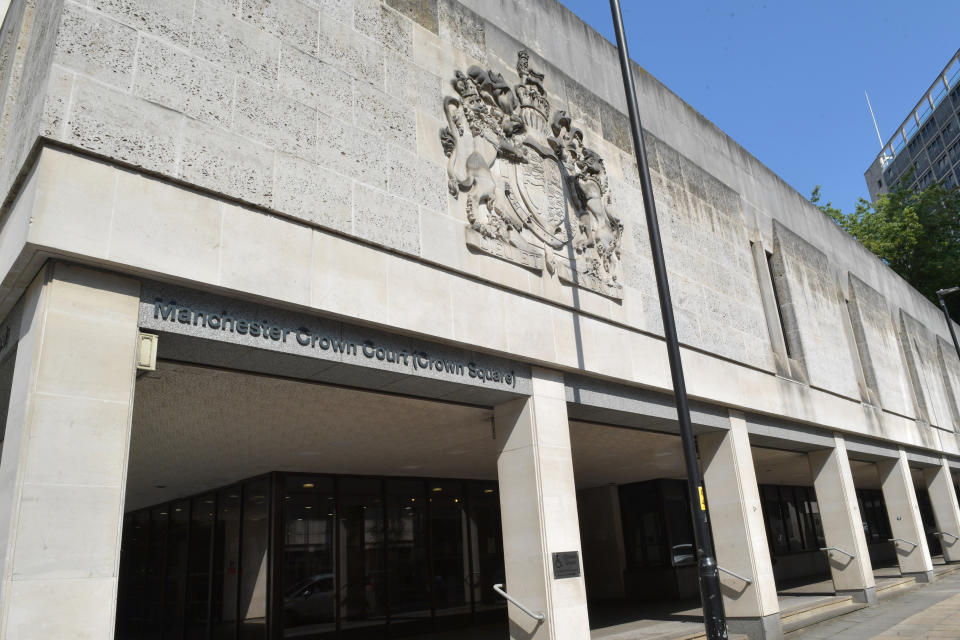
866, 90, 892, 167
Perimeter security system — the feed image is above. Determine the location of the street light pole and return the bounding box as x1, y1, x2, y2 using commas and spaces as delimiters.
607, 2, 728, 638
936, 287, 960, 362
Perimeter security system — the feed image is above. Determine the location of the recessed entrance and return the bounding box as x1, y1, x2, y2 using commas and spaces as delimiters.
118, 362, 508, 639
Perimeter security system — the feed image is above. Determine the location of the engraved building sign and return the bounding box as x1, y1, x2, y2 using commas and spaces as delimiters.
440, 50, 625, 300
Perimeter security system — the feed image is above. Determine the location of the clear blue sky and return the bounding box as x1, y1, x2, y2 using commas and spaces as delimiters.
560, 0, 959, 210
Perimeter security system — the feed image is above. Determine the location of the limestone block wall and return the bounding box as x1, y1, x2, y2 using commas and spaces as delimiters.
2, 0, 774, 369
0, 0, 956, 446
0, 0, 63, 200
769, 222, 861, 400
938, 337, 960, 426
847, 274, 916, 418
622, 133, 774, 371
901, 311, 956, 430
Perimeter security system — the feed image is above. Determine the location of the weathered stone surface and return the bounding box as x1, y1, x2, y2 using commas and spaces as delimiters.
901, 310, 956, 430
847, 274, 915, 416
353, 80, 416, 146
354, 0, 413, 57
936, 336, 960, 426
179, 118, 274, 207
599, 98, 633, 154
191, 0, 280, 86
311, 0, 354, 25
232, 75, 318, 160
386, 52, 442, 114
54, 3, 138, 91
388, 143, 446, 213
563, 77, 601, 136
64, 77, 181, 175
239, 0, 319, 54
658, 165, 770, 370
133, 35, 233, 127
278, 43, 354, 122
317, 11, 384, 88
437, 0, 485, 63
771, 222, 861, 397
353, 183, 420, 254
91, 0, 194, 47
275, 152, 353, 233
317, 113, 391, 190
41, 65, 73, 138
386, 0, 438, 34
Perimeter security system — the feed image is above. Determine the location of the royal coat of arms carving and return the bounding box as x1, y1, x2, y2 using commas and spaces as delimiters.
440, 50, 624, 300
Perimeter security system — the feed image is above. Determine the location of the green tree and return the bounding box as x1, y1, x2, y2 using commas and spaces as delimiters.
810, 177, 960, 308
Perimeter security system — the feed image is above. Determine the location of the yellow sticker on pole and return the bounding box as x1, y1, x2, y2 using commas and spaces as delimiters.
698, 486, 706, 511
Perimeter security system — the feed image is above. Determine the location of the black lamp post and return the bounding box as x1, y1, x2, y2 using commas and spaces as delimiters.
607, 2, 728, 638
936, 287, 960, 362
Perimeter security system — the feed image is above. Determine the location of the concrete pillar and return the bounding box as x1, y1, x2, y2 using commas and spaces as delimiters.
922, 459, 960, 563
808, 435, 876, 603
0, 263, 141, 639
698, 411, 781, 640
878, 450, 934, 582
494, 367, 589, 640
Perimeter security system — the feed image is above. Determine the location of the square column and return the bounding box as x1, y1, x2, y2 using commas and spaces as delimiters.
922, 459, 960, 563
698, 411, 782, 640
878, 450, 934, 582
0, 263, 141, 639
807, 435, 876, 603
494, 367, 589, 640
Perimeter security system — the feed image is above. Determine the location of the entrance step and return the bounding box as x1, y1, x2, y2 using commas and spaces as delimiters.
876, 575, 920, 599
933, 563, 960, 579
780, 595, 868, 634
591, 625, 748, 640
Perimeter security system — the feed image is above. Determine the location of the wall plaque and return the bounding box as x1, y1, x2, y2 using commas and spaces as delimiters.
552, 551, 581, 579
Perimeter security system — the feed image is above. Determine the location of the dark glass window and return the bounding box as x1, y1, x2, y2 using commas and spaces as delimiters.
929, 135, 944, 159
468, 483, 505, 614
165, 500, 190, 638
186, 493, 216, 639
943, 118, 958, 144
759, 485, 825, 555
429, 481, 469, 627
212, 487, 241, 640
619, 481, 668, 569
386, 479, 430, 636
117, 511, 148, 639
856, 489, 890, 543
118, 474, 506, 639
915, 489, 943, 556
799, 487, 825, 548
661, 480, 696, 567
761, 486, 788, 555
338, 478, 387, 639
143, 506, 168, 640
240, 478, 270, 640
282, 476, 336, 638
950, 140, 960, 164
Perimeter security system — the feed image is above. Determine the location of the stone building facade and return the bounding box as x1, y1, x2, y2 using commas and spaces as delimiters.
0, 1, 958, 639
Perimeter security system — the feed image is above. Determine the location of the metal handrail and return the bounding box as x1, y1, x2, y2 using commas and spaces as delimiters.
933, 531, 960, 542
493, 584, 545, 622
717, 566, 753, 584
820, 546, 856, 559
889, 538, 919, 548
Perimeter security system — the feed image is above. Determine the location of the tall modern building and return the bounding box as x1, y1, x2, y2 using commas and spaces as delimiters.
865, 48, 960, 200
0, 2, 958, 640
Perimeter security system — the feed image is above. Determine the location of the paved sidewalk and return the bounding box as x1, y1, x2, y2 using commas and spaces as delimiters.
787, 569, 960, 639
